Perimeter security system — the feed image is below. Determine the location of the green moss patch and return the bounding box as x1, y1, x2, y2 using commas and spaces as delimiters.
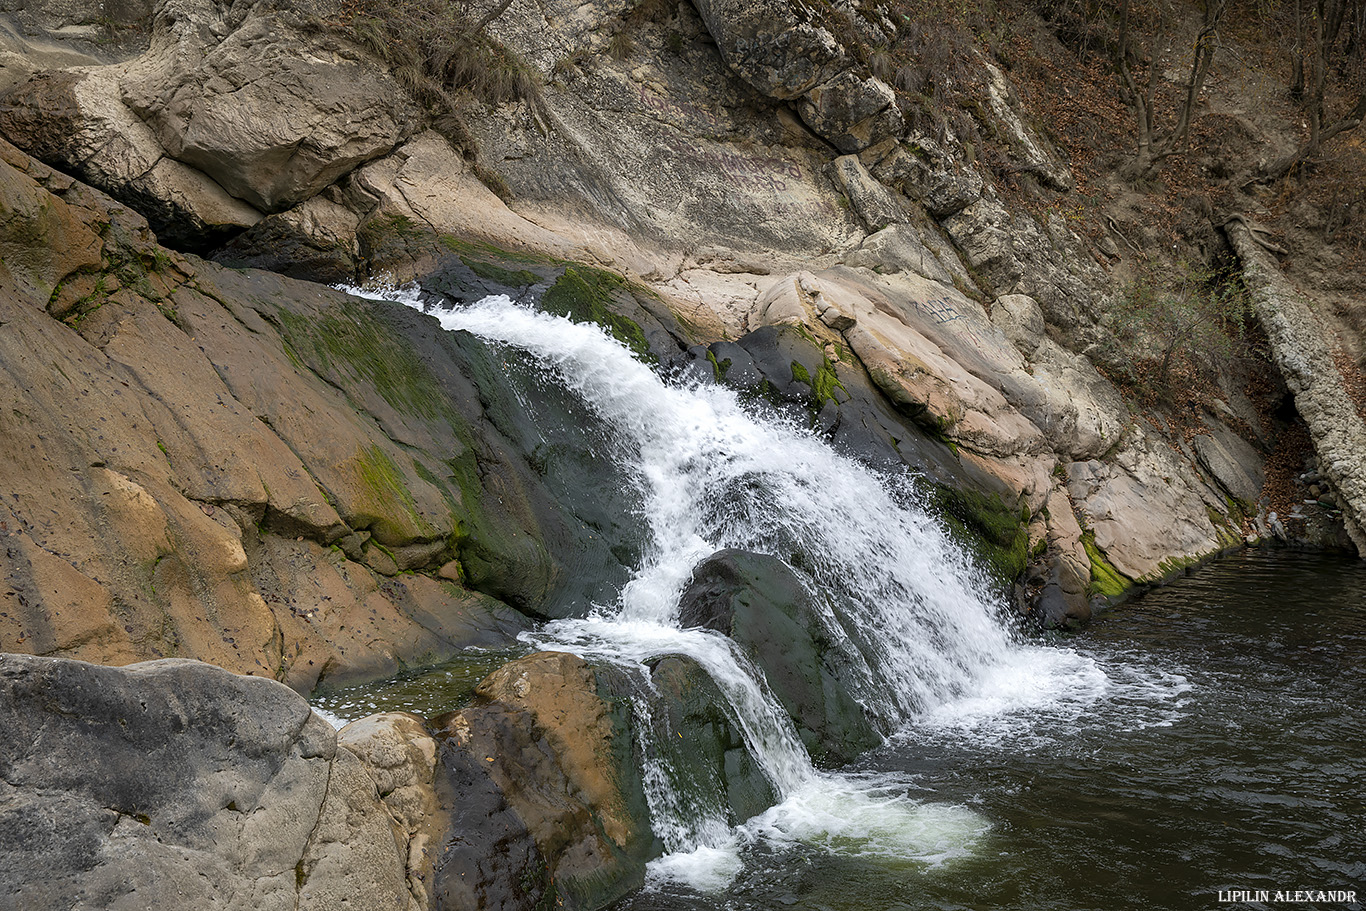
1081, 530, 1132, 598
931, 484, 1030, 587
463, 257, 539, 288
439, 234, 556, 265
791, 357, 846, 407
274, 297, 455, 422
706, 348, 732, 381
353, 444, 434, 536
540, 265, 651, 359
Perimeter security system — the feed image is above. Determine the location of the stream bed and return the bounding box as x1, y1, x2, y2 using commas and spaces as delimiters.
620, 549, 1366, 911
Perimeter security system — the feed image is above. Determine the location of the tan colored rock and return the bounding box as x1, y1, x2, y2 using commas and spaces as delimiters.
121, 6, 422, 212
0, 144, 526, 690
440, 652, 652, 908
845, 223, 958, 285
1066, 426, 1226, 580
0, 68, 262, 245
0, 134, 103, 299
350, 132, 583, 272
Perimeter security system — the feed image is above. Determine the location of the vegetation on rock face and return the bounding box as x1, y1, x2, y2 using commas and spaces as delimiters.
329, 0, 539, 155
273, 296, 456, 422
540, 265, 652, 359
1099, 260, 1252, 400
931, 484, 1032, 588
1082, 529, 1133, 598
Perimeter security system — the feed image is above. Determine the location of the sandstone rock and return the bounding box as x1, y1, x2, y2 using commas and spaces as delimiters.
0, 143, 648, 690
432, 652, 654, 911
1065, 426, 1227, 580
678, 549, 881, 766
121, 6, 422, 213
1193, 422, 1265, 505
1033, 485, 1093, 628
0, 135, 103, 300
0, 654, 409, 911
0, 68, 263, 248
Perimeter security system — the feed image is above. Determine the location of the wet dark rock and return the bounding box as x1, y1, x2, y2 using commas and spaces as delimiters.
678, 549, 881, 766
647, 655, 778, 824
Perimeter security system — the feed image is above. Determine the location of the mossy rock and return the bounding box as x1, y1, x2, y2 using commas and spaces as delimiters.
540, 265, 652, 359
930, 483, 1031, 589
1081, 530, 1133, 598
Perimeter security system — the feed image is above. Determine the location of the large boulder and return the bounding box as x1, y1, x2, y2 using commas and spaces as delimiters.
339, 712, 445, 911
677, 549, 881, 767
0, 68, 264, 249
120, 1, 422, 213
431, 652, 655, 911
688, 0, 848, 100
0, 654, 411, 911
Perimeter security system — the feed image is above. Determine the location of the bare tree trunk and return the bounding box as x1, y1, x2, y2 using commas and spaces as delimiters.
1292, 0, 1307, 98
1262, 0, 1366, 180
1120, 0, 1227, 179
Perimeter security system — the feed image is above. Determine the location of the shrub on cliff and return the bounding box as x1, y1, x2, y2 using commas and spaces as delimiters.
329, 0, 540, 152
1101, 261, 1251, 398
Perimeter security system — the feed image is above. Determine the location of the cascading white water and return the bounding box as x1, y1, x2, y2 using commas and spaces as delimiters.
349, 286, 1112, 890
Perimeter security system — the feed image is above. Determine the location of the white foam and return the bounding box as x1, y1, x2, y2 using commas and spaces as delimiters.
646, 842, 746, 893
310, 705, 350, 730
333, 278, 428, 308
741, 774, 988, 866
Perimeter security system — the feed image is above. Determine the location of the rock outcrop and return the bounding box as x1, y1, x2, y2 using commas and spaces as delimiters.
0, 138, 672, 690
1228, 220, 1366, 553
678, 549, 881, 766
0, 654, 415, 911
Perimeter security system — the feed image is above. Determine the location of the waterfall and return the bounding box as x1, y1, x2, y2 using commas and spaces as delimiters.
351, 288, 1102, 890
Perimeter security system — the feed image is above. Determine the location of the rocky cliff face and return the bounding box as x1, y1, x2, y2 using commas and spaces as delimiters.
1, 0, 1327, 641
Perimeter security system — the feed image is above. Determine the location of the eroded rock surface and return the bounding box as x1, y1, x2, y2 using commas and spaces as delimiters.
0, 654, 411, 911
